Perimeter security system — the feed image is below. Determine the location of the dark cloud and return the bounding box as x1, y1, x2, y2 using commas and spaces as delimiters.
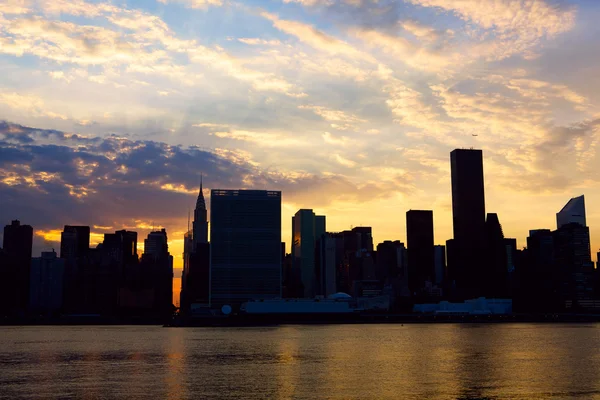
0, 121, 413, 257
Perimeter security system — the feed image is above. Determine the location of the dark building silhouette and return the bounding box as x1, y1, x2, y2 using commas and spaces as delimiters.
30, 250, 65, 315
210, 189, 282, 309
292, 209, 326, 298
406, 210, 434, 295
433, 245, 446, 286
1, 220, 33, 314
341, 227, 375, 295
139, 229, 174, 316
60, 226, 90, 259
553, 222, 595, 309
181, 181, 210, 313
484, 213, 508, 297
449, 149, 486, 298
60, 225, 91, 313
315, 233, 339, 297
518, 198, 596, 312
376, 240, 407, 283
192, 177, 209, 247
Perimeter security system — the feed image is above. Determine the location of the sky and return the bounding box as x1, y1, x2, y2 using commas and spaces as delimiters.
1, 0, 600, 303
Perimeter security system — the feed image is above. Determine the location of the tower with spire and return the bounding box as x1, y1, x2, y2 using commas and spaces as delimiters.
192, 175, 209, 248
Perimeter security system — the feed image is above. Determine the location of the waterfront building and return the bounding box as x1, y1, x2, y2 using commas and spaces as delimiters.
60, 226, 90, 259
433, 245, 445, 286
485, 213, 508, 297
30, 251, 65, 314
292, 209, 326, 298
210, 189, 282, 309
1, 220, 33, 313
140, 229, 174, 315
449, 149, 486, 298
406, 210, 434, 294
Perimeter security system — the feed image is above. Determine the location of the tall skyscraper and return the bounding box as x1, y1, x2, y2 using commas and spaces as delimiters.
60, 225, 90, 313
485, 213, 508, 297
315, 233, 338, 297
60, 226, 90, 259
433, 245, 446, 286
557, 195, 586, 229
406, 210, 435, 294
292, 209, 326, 298
30, 251, 65, 314
193, 176, 209, 248
141, 229, 174, 314
210, 189, 282, 309
2, 220, 33, 313
450, 149, 486, 297
144, 229, 169, 259
181, 180, 211, 313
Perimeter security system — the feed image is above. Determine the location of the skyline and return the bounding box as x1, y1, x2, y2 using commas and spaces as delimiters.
2, 0, 600, 285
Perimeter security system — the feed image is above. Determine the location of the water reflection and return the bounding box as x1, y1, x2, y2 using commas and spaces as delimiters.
1, 324, 600, 399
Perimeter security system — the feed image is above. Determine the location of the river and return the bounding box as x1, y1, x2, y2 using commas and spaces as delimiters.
1, 324, 599, 399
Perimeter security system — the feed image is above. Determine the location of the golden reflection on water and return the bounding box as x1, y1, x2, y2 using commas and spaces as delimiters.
276, 326, 301, 399
165, 329, 186, 400
3, 324, 600, 399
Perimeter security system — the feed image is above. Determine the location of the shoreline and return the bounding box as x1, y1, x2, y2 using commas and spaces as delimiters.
3, 313, 600, 327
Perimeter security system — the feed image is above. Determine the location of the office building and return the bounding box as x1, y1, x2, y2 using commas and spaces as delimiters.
30, 251, 65, 314
292, 209, 326, 298
406, 210, 435, 294
557, 195, 586, 229
60, 226, 90, 259
1, 220, 33, 313
181, 181, 211, 313
485, 213, 508, 297
450, 149, 486, 297
315, 233, 339, 297
433, 245, 446, 286
210, 189, 282, 309
141, 229, 174, 315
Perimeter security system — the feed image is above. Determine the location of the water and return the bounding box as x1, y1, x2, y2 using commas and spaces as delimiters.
1, 324, 600, 399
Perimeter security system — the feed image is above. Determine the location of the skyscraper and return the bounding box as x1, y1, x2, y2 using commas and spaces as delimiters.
406, 210, 434, 294
141, 229, 174, 315
292, 209, 326, 298
30, 251, 65, 314
433, 245, 446, 286
210, 189, 282, 309
450, 149, 486, 297
2, 220, 33, 313
557, 195, 586, 229
485, 213, 508, 297
60, 226, 90, 259
59, 225, 90, 313
193, 176, 209, 248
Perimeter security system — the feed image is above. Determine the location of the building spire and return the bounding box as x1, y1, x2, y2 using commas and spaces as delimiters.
195, 173, 206, 211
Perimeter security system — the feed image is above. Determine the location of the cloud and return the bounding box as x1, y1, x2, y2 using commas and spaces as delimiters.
406, 0, 575, 37
0, 91, 68, 120
0, 0, 304, 98
157, 0, 223, 9
351, 27, 453, 71
261, 12, 376, 63
238, 38, 282, 46
322, 131, 350, 146
400, 20, 446, 42
333, 153, 357, 167
300, 104, 367, 130
406, 0, 576, 60
212, 129, 307, 148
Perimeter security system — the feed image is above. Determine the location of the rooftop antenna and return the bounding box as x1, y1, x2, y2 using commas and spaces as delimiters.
187, 207, 191, 233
